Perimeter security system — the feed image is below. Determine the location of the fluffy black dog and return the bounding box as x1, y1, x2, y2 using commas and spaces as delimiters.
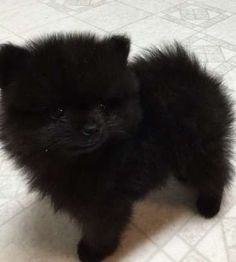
0, 33, 233, 262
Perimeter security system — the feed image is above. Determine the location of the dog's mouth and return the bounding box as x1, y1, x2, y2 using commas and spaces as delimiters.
69, 133, 106, 154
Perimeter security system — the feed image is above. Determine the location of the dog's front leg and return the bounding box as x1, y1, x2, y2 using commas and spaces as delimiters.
77, 199, 133, 262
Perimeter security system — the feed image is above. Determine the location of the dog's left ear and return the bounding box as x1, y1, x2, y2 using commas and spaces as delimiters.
0, 43, 30, 87
109, 35, 130, 64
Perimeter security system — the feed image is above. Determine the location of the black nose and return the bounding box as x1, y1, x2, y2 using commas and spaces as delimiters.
82, 123, 99, 137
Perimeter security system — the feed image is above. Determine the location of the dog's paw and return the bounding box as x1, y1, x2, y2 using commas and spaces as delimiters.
196, 195, 221, 218
77, 239, 106, 262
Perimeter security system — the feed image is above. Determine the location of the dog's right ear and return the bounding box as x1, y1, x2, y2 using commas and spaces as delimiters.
0, 43, 30, 87
109, 35, 130, 65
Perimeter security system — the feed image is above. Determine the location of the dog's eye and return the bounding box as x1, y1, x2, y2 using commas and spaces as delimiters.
54, 107, 64, 118
98, 103, 106, 111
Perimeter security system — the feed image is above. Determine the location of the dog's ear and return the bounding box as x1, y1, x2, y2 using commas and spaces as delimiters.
0, 43, 30, 87
109, 35, 130, 64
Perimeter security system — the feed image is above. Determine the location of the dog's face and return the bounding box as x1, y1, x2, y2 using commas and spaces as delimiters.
0, 34, 141, 157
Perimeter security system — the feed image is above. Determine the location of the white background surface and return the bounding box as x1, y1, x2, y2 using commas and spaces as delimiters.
0, 0, 236, 261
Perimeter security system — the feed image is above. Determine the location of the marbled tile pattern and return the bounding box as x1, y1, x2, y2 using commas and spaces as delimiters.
0, 0, 236, 261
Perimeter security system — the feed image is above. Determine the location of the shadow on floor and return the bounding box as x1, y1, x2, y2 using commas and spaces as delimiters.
15, 177, 196, 261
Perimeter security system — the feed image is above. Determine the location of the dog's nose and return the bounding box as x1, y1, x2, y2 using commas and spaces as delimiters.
82, 123, 99, 137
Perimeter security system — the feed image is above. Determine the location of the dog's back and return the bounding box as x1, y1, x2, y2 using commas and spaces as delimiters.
131, 43, 234, 218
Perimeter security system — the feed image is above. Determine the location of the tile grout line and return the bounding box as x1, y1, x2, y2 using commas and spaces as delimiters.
0, 199, 38, 228
177, 217, 227, 262
56, 1, 115, 34
178, 237, 211, 262
159, 15, 206, 34
220, 221, 230, 262
21, 15, 107, 39
200, 32, 236, 52
144, 248, 160, 262
0, 14, 76, 40
163, 249, 179, 262
68, 16, 110, 34
191, 0, 236, 15
0, 14, 105, 43
40, 0, 119, 18
146, 247, 176, 262
74, 12, 155, 34
0, 25, 26, 42
179, 31, 236, 76
115, 0, 154, 15
194, 249, 211, 262
0, 0, 45, 15
131, 212, 194, 251
63, 0, 157, 33
38, 0, 90, 17
110, 13, 155, 33
159, 2, 236, 35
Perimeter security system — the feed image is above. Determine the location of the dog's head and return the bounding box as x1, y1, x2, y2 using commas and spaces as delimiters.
0, 34, 142, 157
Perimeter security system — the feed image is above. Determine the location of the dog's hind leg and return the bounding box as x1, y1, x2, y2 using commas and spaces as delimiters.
186, 150, 231, 218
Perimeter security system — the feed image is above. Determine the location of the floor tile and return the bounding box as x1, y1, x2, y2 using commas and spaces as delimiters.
0, 0, 38, 14
40, 0, 111, 15
76, 2, 151, 31
117, 15, 196, 48
166, 0, 186, 4
148, 250, 172, 262
0, 200, 24, 226
228, 247, 236, 262
162, 236, 190, 261
222, 219, 236, 247
129, 44, 144, 60
182, 251, 208, 262
118, 0, 173, 13
196, 223, 229, 262
204, 16, 236, 45
198, 0, 236, 13
0, 27, 17, 40
225, 204, 236, 218
0, 198, 80, 261
162, 0, 233, 31
106, 224, 157, 262
0, 3, 67, 34
178, 215, 218, 246
21, 16, 105, 40
183, 33, 236, 74
0, 243, 31, 262
132, 179, 193, 247
0, 34, 24, 45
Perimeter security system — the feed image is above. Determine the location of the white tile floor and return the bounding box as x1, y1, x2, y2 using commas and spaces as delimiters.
0, 0, 236, 261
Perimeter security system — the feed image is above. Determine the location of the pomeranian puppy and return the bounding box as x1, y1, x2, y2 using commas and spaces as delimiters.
0, 33, 233, 262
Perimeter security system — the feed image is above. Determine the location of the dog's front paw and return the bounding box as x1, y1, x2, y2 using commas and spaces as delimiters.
77, 239, 107, 262
197, 195, 221, 218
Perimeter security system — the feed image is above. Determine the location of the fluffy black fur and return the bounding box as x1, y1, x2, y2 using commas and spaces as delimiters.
0, 33, 233, 262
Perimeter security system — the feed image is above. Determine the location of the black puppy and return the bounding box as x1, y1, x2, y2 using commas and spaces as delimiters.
0, 33, 233, 262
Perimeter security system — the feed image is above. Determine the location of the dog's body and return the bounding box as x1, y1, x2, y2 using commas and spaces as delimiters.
0, 34, 233, 262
